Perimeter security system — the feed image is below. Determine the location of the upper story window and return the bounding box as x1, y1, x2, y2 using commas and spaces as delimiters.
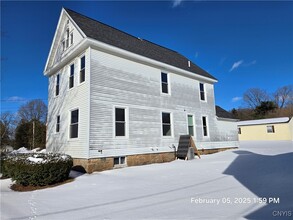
80, 56, 85, 83
202, 116, 208, 137
55, 74, 60, 96
70, 109, 79, 138
162, 112, 172, 136
69, 64, 74, 89
161, 72, 169, 94
267, 125, 275, 133
199, 83, 205, 101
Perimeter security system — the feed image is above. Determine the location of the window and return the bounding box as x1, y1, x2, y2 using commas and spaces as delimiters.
161, 72, 169, 94
115, 108, 126, 136
69, 64, 74, 89
114, 157, 126, 166
202, 116, 208, 137
55, 74, 60, 96
56, 115, 60, 133
187, 115, 194, 136
80, 56, 85, 83
199, 83, 205, 101
66, 29, 69, 48
70, 109, 79, 138
70, 32, 73, 45
267, 125, 275, 133
62, 41, 65, 51
238, 127, 241, 134
162, 112, 171, 136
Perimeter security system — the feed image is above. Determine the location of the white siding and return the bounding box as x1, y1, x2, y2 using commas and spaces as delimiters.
89, 49, 218, 158
46, 48, 90, 158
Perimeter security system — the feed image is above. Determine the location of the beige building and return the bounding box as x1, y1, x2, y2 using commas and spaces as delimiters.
237, 117, 293, 141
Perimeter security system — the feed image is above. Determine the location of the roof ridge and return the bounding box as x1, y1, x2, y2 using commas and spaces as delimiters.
65, 8, 180, 54
63, 7, 217, 81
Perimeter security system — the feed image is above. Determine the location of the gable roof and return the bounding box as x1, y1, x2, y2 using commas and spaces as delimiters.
64, 8, 217, 81
216, 106, 237, 119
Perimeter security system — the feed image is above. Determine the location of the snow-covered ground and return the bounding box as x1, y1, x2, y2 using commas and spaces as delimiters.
1, 141, 292, 220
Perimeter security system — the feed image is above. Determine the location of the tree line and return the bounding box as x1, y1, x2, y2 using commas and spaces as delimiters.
231, 85, 293, 120
1, 99, 47, 151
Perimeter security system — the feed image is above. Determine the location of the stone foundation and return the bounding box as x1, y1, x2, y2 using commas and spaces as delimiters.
73, 151, 176, 173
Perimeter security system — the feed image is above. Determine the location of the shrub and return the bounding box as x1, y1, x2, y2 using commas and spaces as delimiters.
4, 153, 73, 186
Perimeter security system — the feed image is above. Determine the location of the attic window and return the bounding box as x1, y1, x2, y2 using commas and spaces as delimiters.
62, 28, 73, 52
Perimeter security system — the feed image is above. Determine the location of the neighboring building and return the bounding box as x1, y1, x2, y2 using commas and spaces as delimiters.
237, 117, 293, 141
44, 8, 239, 173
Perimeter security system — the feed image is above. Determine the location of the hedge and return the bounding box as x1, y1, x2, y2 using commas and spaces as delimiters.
2, 153, 73, 186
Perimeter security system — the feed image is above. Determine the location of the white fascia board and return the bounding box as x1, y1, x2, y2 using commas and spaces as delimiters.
237, 117, 290, 126
87, 38, 218, 84
44, 8, 87, 75
217, 117, 239, 122
44, 38, 89, 76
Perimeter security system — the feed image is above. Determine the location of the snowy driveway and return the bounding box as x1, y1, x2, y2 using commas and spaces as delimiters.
1, 141, 292, 220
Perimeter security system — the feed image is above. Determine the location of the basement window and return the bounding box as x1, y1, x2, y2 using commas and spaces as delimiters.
114, 157, 126, 167
267, 125, 275, 133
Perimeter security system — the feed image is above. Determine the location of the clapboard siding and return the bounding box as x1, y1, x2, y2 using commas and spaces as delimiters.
89, 49, 217, 158
47, 48, 90, 158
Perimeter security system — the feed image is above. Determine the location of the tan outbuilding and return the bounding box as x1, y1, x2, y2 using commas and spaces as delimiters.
237, 117, 293, 141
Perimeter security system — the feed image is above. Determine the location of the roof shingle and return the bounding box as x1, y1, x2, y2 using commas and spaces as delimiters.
65, 8, 217, 81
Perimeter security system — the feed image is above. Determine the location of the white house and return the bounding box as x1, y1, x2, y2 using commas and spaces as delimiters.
44, 8, 239, 173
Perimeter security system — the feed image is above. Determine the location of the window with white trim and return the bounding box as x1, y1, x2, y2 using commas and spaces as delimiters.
161, 72, 169, 94
80, 56, 85, 83
56, 115, 60, 133
267, 125, 275, 133
55, 74, 60, 96
199, 82, 205, 101
162, 112, 172, 136
66, 29, 69, 48
69, 64, 74, 89
114, 157, 126, 166
115, 108, 126, 137
70, 109, 79, 138
187, 115, 194, 136
70, 32, 73, 45
202, 116, 208, 137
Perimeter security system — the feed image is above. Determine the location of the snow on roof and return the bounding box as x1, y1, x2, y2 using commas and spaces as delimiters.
237, 117, 291, 126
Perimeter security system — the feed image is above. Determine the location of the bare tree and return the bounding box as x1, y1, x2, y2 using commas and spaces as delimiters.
0, 112, 15, 148
273, 85, 293, 108
18, 99, 47, 123
243, 88, 270, 109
